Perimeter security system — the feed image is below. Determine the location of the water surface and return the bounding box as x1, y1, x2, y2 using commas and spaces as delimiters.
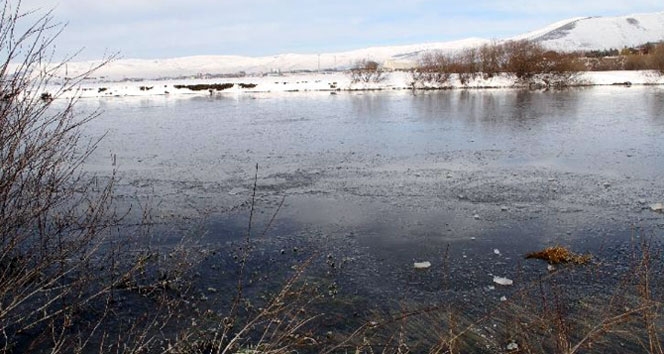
81, 87, 664, 302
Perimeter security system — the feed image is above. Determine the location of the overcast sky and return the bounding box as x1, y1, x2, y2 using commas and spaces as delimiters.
17, 0, 664, 60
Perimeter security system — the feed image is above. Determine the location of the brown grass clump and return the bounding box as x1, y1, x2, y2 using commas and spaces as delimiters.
526, 246, 591, 265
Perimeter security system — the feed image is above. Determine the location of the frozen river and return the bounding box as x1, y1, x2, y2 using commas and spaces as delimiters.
80, 86, 664, 303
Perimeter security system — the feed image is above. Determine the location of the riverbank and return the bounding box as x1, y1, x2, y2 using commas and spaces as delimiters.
53, 70, 664, 99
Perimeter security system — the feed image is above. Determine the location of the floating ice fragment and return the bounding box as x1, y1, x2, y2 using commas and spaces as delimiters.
473, 214, 480, 220
228, 187, 246, 195
413, 261, 431, 270
493, 276, 513, 286
650, 203, 663, 213
500, 296, 508, 302
507, 341, 519, 351
493, 249, 501, 255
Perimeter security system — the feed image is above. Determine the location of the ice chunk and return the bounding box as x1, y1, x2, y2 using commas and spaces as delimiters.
413, 261, 431, 270
228, 187, 247, 195
507, 341, 519, 351
493, 276, 513, 286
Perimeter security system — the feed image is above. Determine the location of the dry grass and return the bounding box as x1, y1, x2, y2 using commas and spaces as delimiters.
526, 246, 592, 265
322, 237, 661, 354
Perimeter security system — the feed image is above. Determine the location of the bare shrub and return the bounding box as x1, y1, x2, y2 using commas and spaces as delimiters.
583, 56, 626, 71
624, 54, 650, 70
457, 71, 474, 86
349, 59, 385, 83
502, 40, 546, 79
534, 50, 586, 88
1, 3, 107, 349
455, 48, 479, 75
0, 2, 204, 352
501, 41, 585, 88
446, 50, 480, 85
478, 41, 506, 78
649, 43, 664, 74
413, 50, 480, 87
414, 40, 583, 89
412, 52, 453, 87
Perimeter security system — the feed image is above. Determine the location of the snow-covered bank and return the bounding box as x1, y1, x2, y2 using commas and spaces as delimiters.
51, 70, 664, 99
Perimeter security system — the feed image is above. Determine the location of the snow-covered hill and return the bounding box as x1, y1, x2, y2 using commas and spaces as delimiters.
62, 11, 664, 81
70, 38, 489, 81
517, 11, 664, 52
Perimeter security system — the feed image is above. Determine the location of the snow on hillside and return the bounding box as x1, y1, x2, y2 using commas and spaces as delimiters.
47, 11, 664, 81
64, 38, 488, 81
526, 12, 664, 52
508, 17, 590, 42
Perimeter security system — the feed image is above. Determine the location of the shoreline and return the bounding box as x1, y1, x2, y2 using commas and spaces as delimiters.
49, 70, 664, 100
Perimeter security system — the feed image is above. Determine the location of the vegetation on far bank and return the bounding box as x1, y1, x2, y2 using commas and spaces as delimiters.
349, 40, 664, 89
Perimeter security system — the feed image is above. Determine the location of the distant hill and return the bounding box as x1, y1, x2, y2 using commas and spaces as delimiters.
64, 11, 664, 80
514, 11, 664, 52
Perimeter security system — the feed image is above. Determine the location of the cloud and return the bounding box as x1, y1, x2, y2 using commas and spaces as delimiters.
12, 0, 664, 59
474, 0, 663, 16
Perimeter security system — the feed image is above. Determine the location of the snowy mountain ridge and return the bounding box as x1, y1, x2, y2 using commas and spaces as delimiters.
65, 11, 664, 80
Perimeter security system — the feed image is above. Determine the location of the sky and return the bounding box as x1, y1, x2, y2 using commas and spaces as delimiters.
15, 0, 664, 60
